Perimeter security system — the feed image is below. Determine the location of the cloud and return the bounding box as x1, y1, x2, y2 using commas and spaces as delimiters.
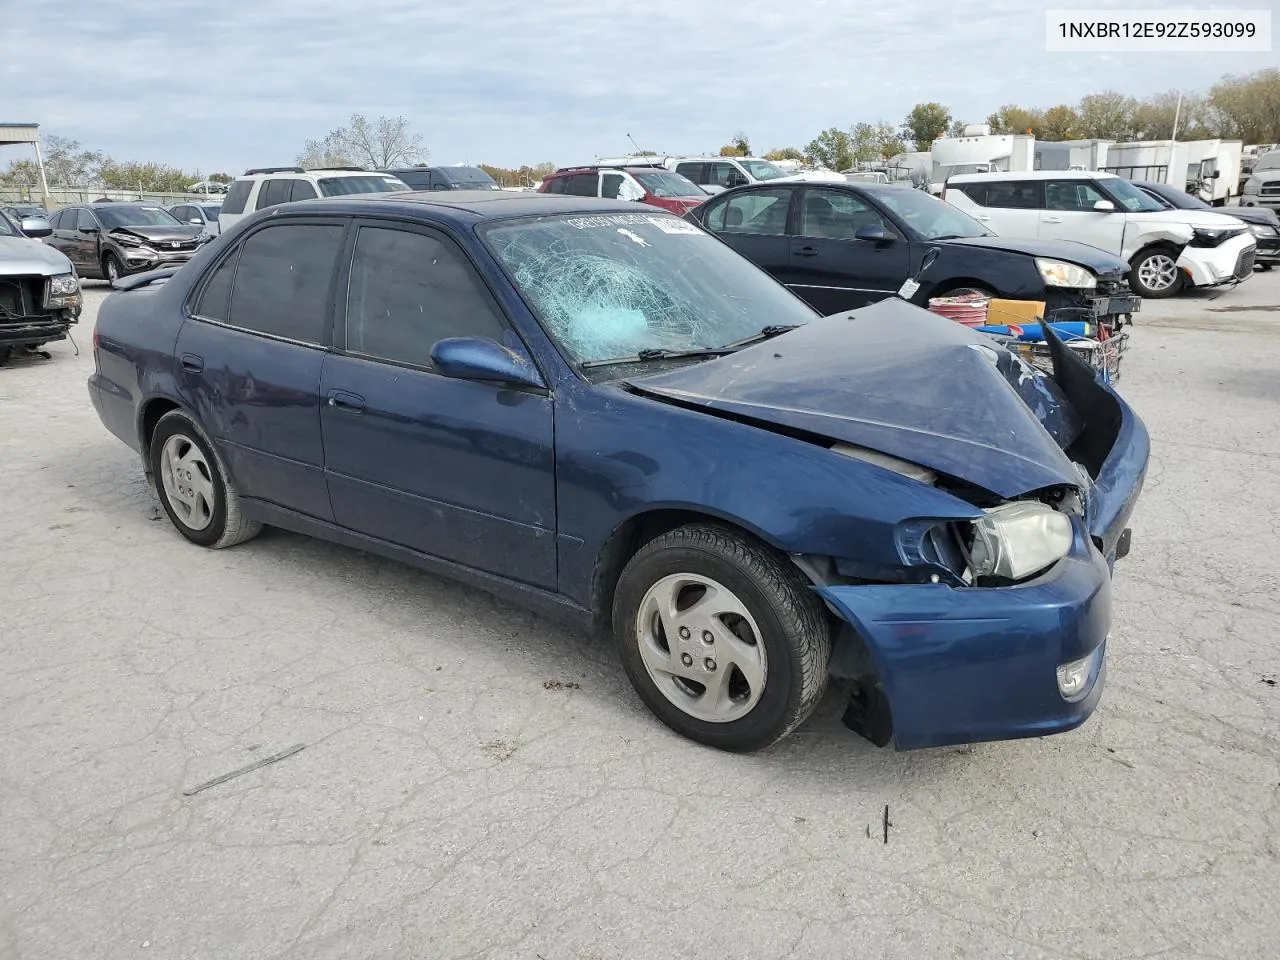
1, 0, 1274, 172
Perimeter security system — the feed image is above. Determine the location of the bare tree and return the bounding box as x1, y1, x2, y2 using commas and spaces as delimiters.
297, 114, 428, 170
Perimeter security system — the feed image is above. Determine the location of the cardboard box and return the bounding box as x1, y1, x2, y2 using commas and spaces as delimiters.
986, 299, 1045, 328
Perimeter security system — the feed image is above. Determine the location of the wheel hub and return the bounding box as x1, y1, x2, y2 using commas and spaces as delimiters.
159, 434, 216, 531
634, 573, 768, 723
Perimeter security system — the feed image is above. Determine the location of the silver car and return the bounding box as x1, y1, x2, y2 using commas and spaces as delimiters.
167, 202, 223, 237
0, 213, 82, 365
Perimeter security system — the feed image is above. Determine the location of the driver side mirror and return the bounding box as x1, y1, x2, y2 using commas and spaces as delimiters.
1092, 200, 1116, 212
188, 218, 203, 225
20, 217, 51, 238
854, 224, 894, 243
430, 337, 544, 390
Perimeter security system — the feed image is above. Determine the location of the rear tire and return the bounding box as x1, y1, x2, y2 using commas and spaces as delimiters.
1129, 246, 1183, 298
612, 523, 830, 752
0, 346, 10, 367
149, 410, 262, 549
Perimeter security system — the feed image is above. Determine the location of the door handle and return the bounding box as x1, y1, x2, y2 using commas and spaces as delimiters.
327, 390, 365, 413
975, 215, 991, 221
1041, 217, 1063, 223
794, 246, 820, 257
180, 353, 204, 373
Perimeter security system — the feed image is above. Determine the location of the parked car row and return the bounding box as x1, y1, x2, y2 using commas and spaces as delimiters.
683, 178, 1140, 324
88, 189, 1148, 754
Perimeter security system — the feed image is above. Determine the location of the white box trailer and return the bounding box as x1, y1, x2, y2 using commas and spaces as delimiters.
928, 134, 1034, 194
1033, 139, 1112, 172
1102, 139, 1243, 206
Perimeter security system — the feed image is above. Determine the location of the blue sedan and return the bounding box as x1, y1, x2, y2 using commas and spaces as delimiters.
88, 192, 1148, 752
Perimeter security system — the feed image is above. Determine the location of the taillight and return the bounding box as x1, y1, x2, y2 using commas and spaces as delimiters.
92, 327, 101, 351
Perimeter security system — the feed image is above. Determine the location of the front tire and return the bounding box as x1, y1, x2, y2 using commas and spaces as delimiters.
613, 524, 830, 752
149, 410, 262, 548
1129, 246, 1183, 298
103, 252, 123, 285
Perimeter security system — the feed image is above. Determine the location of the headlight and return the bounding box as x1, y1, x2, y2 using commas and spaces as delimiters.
1035, 258, 1096, 289
112, 233, 146, 247
967, 501, 1073, 581
48, 274, 79, 296
1248, 223, 1278, 238
44, 273, 82, 309
1243, 179, 1261, 195
1189, 226, 1246, 247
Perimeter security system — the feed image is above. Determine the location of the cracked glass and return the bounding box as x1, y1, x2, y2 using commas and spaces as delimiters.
483, 213, 816, 365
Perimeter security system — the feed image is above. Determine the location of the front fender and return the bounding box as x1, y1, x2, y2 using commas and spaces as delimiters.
1121, 221, 1194, 261
554, 385, 981, 606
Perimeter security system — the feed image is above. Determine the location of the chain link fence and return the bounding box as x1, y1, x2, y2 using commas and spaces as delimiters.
1, 184, 222, 208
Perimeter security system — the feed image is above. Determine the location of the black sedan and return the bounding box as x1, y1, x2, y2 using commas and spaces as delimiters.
686, 181, 1140, 324
1133, 180, 1278, 270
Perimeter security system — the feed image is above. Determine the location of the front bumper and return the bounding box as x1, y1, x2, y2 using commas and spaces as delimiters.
116, 245, 198, 272
820, 390, 1149, 751
1177, 234, 1256, 287
1253, 236, 1280, 264
0, 319, 74, 348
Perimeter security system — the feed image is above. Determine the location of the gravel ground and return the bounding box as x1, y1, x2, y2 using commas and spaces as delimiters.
2, 272, 1278, 960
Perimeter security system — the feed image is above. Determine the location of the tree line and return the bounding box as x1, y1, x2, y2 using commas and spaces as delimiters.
6, 69, 1275, 193
0, 135, 233, 193
748, 68, 1280, 171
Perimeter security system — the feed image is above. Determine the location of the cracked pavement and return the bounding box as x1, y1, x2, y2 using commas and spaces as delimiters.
2, 273, 1278, 960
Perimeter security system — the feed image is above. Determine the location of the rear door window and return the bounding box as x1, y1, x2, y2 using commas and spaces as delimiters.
256, 179, 292, 210
220, 180, 252, 215
565, 174, 599, 197
972, 180, 1042, 209
226, 222, 345, 344
289, 180, 318, 202
675, 162, 705, 185
76, 209, 97, 231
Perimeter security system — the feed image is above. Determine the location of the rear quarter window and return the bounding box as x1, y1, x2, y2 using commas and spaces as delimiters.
221, 180, 252, 215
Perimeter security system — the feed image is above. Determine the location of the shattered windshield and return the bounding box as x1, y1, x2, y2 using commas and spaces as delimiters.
483, 213, 816, 366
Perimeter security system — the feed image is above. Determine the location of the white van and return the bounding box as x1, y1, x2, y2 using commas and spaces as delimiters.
945, 171, 1256, 298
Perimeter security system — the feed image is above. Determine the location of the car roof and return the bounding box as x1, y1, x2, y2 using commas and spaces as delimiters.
258, 191, 670, 223
948, 170, 1117, 182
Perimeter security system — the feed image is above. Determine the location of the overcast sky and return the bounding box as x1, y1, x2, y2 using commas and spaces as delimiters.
2, 0, 1274, 175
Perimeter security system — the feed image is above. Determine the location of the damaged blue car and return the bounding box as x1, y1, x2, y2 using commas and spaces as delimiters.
89, 192, 1148, 752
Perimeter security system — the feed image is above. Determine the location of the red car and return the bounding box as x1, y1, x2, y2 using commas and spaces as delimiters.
538, 165, 708, 214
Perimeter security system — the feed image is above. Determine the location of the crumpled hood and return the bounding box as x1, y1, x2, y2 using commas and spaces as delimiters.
942, 235, 1131, 275
109, 225, 202, 243
1135, 209, 1251, 231
628, 299, 1084, 498
0, 234, 75, 276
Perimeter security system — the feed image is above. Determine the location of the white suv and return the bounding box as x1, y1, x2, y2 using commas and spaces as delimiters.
945, 171, 1257, 298
217, 167, 411, 232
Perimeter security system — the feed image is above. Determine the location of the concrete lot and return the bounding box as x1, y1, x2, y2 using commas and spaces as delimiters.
2, 271, 1278, 960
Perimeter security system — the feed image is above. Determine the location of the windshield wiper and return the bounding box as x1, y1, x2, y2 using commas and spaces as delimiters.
719, 324, 802, 349
580, 326, 801, 369
580, 347, 738, 369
